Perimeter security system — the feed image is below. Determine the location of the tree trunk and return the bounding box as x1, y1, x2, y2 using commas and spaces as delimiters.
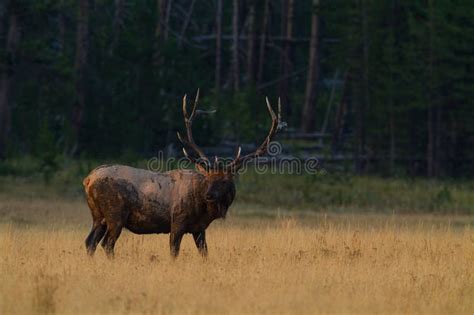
155, 0, 166, 39
332, 71, 350, 155
0, 4, 20, 160
301, 0, 320, 132
257, 0, 270, 86
278, 0, 294, 118
246, 0, 257, 84
164, 0, 172, 41
109, 0, 125, 56
278, 0, 287, 93
357, 0, 369, 173
231, 0, 240, 91
154, 0, 167, 66
57, 0, 66, 54
388, 0, 396, 175
0, 1, 5, 37
426, 0, 435, 177
389, 99, 395, 174
177, 0, 196, 48
215, 0, 223, 94
321, 70, 339, 138
435, 104, 442, 176
72, 0, 90, 154
427, 106, 434, 177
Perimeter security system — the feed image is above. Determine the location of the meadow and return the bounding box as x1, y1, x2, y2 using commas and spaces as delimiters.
0, 167, 473, 314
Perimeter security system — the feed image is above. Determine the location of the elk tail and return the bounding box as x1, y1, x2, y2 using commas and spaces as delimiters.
82, 176, 91, 189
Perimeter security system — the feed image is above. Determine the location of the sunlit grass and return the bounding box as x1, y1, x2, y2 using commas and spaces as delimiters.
0, 186, 473, 314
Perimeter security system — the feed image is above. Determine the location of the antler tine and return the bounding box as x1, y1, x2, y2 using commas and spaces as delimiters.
191, 88, 200, 119
265, 97, 277, 120
182, 147, 190, 159
178, 92, 210, 166
235, 146, 242, 160
185, 89, 201, 123
227, 97, 284, 171
278, 97, 282, 122
177, 131, 184, 143
182, 90, 200, 121
262, 97, 279, 145
182, 94, 189, 119
182, 147, 200, 164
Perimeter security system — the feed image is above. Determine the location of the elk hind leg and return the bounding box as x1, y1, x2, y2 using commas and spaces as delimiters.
101, 223, 123, 258
169, 230, 184, 258
85, 221, 106, 256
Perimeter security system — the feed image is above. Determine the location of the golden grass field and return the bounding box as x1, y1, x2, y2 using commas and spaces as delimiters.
0, 192, 473, 314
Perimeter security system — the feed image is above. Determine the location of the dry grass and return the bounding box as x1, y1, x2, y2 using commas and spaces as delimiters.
0, 196, 473, 314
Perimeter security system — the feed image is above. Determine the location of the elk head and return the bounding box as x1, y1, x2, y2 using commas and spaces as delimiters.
177, 90, 283, 214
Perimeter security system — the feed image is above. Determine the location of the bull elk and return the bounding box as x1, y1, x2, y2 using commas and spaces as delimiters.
83, 91, 283, 258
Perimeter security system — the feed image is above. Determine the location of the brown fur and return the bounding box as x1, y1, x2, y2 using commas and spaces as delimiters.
83, 164, 235, 258
84, 93, 281, 258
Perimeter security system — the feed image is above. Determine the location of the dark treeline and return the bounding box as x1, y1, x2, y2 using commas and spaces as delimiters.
0, 0, 473, 177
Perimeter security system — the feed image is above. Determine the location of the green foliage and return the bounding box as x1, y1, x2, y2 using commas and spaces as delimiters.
36, 120, 59, 184
0, 156, 41, 177
237, 170, 474, 214
1, 0, 474, 177
430, 186, 453, 211
1, 157, 473, 214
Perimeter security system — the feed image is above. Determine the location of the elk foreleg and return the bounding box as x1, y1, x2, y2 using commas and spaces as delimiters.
193, 231, 208, 257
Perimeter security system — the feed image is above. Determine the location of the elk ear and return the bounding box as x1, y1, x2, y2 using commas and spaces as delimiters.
195, 164, 208, 175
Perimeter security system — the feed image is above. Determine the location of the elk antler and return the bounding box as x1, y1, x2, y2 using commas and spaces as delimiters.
177, 89, 212, 167
227, 97, 283, 171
